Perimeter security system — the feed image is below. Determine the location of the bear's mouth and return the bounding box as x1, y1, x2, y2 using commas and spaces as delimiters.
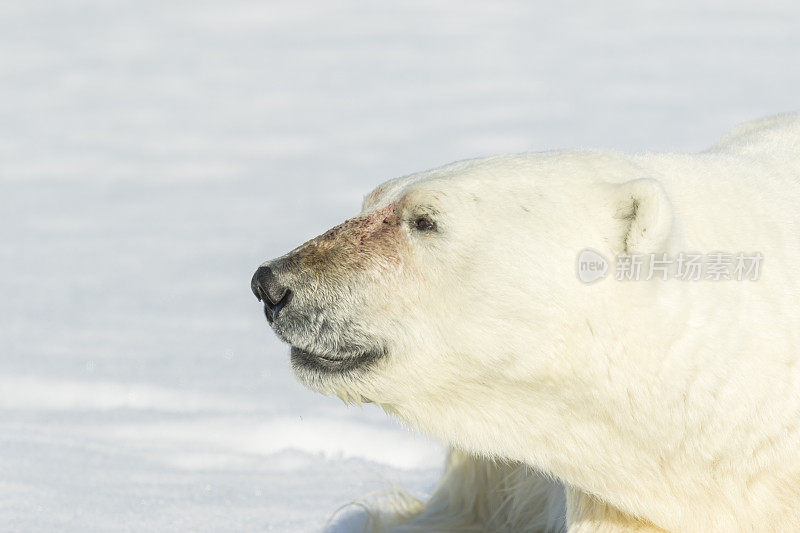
290, 346, 383, 374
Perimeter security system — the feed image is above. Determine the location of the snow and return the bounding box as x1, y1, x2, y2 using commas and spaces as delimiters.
1, 0, 798, 530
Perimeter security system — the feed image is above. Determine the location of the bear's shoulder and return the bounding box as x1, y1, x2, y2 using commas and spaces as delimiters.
708, 113, 800, 157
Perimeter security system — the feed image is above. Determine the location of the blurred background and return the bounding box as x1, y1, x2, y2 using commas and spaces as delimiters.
1, 1, 798, 530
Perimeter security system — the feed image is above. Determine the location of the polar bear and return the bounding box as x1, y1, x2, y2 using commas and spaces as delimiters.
252, 113, 800, 532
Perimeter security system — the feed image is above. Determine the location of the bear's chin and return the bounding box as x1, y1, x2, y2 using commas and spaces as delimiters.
289, 345, 383, 375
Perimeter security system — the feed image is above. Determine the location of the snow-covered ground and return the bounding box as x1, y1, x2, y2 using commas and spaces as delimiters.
1, 1, 798, 530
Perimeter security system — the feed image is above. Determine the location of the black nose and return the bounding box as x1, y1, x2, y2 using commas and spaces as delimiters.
251, 265, 292, 323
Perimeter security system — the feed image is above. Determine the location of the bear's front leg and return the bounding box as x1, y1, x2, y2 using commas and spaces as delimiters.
371, 448, 566, 532
565, 488, 666, 533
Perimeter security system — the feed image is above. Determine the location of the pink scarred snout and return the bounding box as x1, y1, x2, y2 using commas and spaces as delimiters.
251, 202, 406, 326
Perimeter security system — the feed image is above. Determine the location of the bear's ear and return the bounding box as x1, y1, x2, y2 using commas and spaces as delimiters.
605, 178, 675, 255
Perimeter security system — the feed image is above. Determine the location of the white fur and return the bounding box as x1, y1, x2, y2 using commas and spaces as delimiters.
292, 114, 800, 531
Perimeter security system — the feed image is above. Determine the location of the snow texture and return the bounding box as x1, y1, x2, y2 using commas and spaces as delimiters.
1, 1, 798, 531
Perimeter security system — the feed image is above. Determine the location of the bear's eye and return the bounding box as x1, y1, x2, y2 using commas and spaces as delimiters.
412, 215, 436, 232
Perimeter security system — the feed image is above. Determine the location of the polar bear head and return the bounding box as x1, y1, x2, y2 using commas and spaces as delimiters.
252, 152, 676, 444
